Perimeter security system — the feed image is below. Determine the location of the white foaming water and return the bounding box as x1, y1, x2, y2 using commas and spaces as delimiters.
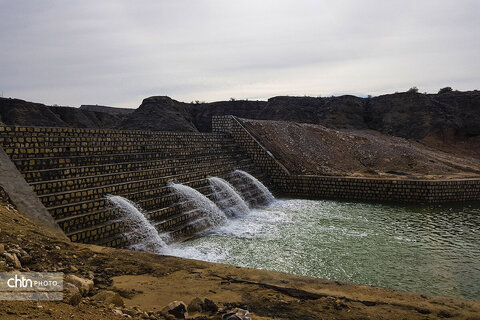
169, 183, 227, 227
214, 208, 289, 239
162, 203, 289, 262
208, 176, 250, 217
164, 242, 231, 263
106, 195, 167, 253
234, 170, 275, 204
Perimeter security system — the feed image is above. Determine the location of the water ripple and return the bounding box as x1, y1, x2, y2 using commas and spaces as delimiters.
164, 199, 480, 300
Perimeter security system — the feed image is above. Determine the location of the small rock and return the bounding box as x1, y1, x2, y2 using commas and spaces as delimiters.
112, 308, 124, 316
70, 266, 78, 272
87, 271, 94, 280
203, 298, 218, 313
0, 243, 4, 255
4, 253, 22, 269
19, 254, 32, 264
122, 308, 140, 317
334, 299, 348, 310
92, 290, 124, 307
63, 283, 82, 306
162, 301, 187, 319
55, 246, 61, 250
223, 309, 251, 320
64, 274, 94, 296
187, 297, 203, 313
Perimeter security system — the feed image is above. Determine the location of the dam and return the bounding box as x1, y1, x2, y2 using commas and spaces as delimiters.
0, 119, 278, 247
0, 115, 479, 301
0, 115, 479, 249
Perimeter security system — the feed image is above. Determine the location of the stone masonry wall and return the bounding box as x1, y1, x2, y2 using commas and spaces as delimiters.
0, 125, 264, 247
213, 115, 289, 190
212, 115, 480, 203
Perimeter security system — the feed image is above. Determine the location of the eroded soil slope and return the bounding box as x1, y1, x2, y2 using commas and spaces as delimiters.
241, 118, 480, 179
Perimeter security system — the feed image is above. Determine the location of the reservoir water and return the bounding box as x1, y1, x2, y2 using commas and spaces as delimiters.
165, 199, 480, 300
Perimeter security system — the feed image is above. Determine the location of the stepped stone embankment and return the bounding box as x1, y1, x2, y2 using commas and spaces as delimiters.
0, 125, 267, 247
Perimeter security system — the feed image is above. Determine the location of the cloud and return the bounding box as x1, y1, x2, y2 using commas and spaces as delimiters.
0, 0, 479, 107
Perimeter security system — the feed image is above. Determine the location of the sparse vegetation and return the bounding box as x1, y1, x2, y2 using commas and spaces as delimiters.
438, 86, 453, 94
407, 86, 419, 93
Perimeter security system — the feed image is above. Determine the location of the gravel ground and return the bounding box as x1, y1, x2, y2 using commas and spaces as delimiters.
242, 118, 480, 179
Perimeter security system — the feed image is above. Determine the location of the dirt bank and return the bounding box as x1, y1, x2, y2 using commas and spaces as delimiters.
1, 201, 479, 319
241, 118, 480, 179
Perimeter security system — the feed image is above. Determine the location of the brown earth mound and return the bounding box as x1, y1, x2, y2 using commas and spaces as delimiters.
2, 199, 480, 319
241, 118, 480, 179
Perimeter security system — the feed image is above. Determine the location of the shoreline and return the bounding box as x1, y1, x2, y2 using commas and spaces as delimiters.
1, 201, 479, 319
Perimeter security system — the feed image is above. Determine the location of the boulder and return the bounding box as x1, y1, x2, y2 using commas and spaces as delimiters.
64, 274, 94, 296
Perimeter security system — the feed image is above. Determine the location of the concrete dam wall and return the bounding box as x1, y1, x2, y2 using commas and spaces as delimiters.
0, 125, 268, 247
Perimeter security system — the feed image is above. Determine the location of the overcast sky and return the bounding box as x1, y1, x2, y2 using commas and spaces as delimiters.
0, 1, 479, 108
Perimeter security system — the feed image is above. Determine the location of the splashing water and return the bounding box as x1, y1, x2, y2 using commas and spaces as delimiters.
106, 195, 167, 253
233, 170, 275, 205
169, 183, 227, 227
208, 176, 250, 217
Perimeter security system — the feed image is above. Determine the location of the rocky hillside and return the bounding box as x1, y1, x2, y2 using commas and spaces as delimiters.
241, 118, 480, 179
2, 91, 479, 140
189, 91, 480, 141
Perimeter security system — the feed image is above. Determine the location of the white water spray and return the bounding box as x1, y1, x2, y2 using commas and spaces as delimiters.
208, 176, 250, 217
234, 170, 275, 204
169, 183, 227, 227
106, 195, 167, 253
